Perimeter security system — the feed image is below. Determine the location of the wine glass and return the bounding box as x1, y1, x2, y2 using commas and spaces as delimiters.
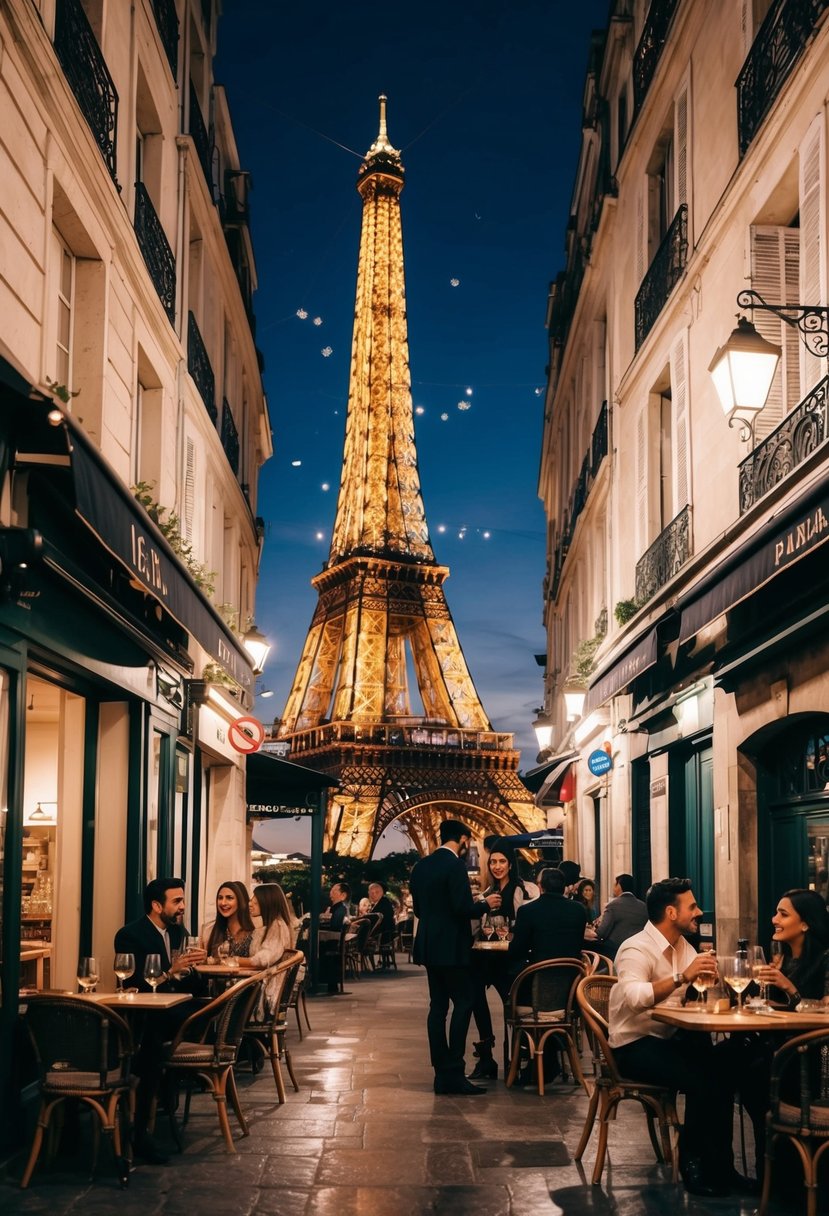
691, 965, 715, 1004
491, 915, 508, 941
770, 940, 784, 971
114, 952, 134, 998
143, 953, 164, 994
749, 946, 769, 1008
721, 954, 751, 1011
185, 934, 201, 955
77, 956, 99, 993
216, 940, 231, 965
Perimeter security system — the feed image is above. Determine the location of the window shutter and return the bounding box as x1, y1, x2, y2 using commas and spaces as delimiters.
750, 225, 800, 439
799, 113, 826, 393
673, 78, 690, 213
669, 329, 690, 514
635, 404, 649, 553
636, 177, 647, 285
183, 434, 196, 543
740, 0, 751, 58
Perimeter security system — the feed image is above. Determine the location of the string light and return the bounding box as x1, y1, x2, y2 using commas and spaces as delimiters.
321, 346, 333, 357
291, 459, 302, 467
450, 278, 460, 287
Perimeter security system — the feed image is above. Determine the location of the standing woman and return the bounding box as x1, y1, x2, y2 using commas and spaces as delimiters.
469, 846, 532, 1079
248, 882, 299, 1013
203, 880, 255, 959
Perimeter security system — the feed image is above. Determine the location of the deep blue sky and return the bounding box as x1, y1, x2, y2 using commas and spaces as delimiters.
216, 1, 608, 781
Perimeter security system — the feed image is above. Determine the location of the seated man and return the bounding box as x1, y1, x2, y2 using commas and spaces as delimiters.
609, 877, 738, 1198
114, 876, 206, 1162
507, 866, 588, 971
319, 881, 351, 992
591, 872, 647, 959
368, 880, 396, 946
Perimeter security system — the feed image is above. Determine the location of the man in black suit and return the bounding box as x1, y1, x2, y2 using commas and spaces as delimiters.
368, 881, 396, 945
114, 877, 206, 1162
508, 866, 588, 970
591, 873, 647, 959
410, 819, 502, 1095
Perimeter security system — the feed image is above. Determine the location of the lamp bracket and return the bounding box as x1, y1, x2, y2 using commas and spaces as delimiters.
726, 412, 755, 446
737, 289, 828, 359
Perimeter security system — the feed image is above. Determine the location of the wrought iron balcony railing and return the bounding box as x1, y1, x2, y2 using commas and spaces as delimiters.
54, 0, 118, 184
187, 311, 216, 423
632, 0, 680, 116
221, 398, 240, 476
738, 374, 829, 514
737, 0, 829, 158
134, 183, 176, 323
549, 402, 609, 601
591, 400, 609, 476
634, 204, 688, 351
285, 720, 516, 758
635, 504, 691, 605
151, 0, 179, 79
188, 81, 213, 194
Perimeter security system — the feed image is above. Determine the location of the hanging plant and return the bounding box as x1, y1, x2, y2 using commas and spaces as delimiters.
132, 481, 216, 596
569, 636, 601, 688
614, 598, 639, 625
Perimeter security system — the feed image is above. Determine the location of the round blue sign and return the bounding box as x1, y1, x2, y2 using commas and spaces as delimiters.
587, 748, 613, 776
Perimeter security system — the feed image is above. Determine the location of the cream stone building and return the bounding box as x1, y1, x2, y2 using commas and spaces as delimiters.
537, 0, 829, 948
0, 0, 271, 1052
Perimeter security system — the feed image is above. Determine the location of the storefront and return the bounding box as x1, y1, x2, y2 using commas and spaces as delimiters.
0, 360, 254, 1153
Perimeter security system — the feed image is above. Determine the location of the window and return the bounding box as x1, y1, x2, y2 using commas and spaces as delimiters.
637, 76, 690, 283
635, 329, 690, 552
50, 230, 75, 388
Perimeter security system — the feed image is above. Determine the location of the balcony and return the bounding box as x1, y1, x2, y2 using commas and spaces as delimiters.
54, 0, 118, 184
634, 204, 688, 351
187, 312, 216, 423
188, 81, 213, 195
738, 375, 829, 514
632, 0, 680, 116
549, 403, 609, 601
737, 0, 829, 158
221, 398, 240, 477
635, 504, 691, 604
285, 720, 516, 760
591, 401, 608, 476
134, 183, 175, 323
151, 0, 179, 79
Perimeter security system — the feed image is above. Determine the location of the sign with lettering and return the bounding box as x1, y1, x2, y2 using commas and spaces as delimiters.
229, 716, 266, 754
587, 748, 613, 776
247, 803, 316, 820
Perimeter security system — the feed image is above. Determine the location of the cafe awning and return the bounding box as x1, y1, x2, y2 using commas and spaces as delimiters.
584, 627, 659, 714
246, 750, 337, 819
535, 751, 578, 807
677, 479, 829, 645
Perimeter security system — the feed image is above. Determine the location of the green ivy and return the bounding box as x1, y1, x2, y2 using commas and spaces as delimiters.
132, 481, 216, 596
614, 598, 639, 625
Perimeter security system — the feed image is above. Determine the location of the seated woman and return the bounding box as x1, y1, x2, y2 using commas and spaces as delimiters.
202, 880, 255, 960
574, 878, 598, 922
724, 888, 829, 1182
247, 882, 299, 1014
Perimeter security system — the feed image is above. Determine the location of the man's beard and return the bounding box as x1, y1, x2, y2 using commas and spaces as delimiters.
161, 910, 183, 927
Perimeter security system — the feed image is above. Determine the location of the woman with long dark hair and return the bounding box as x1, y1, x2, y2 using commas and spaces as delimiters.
203, 880, 255, 959
248, 882, 299, 1013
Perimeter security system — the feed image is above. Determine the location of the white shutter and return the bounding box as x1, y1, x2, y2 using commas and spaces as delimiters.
750, 226, 801, 439
799, 113, 826, 393
635, 404, 649, 553
669, 329, 690, 514
183, 434, 196, 543
740, 0, 751, 58
636, 177, 647, 285
673, 76, 690, 214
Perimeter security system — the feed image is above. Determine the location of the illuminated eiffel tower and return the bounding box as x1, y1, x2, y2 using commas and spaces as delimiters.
278, 98, 543, 858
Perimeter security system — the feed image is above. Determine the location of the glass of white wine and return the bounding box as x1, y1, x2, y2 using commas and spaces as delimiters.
77, 956, 99, 993
749, 945, 769, 1009
143, 953, 164, 994
721, 955, 751, 1011
691, 966, 715, 1005
114, 952, 135, 998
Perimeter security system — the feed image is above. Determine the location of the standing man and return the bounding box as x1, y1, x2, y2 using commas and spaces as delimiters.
608, 878, 736, 1197
590, 873, 647, 959
411, 819, 502, 1095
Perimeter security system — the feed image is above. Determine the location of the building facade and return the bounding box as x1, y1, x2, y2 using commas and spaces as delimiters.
538, 0, 829, 946
0, 0, 271, 1135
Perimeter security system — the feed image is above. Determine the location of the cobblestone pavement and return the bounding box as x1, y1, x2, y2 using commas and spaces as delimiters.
0, 964, 811, 1214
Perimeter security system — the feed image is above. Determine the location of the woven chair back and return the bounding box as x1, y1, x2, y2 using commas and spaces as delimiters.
25, 996, 131, 1085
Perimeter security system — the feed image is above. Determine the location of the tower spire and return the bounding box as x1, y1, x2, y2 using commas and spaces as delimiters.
361, 93, 401, 170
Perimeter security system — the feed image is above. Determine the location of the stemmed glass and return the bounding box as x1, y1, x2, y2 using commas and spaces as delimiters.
721, 955, 751, 1011
770, 940, 784, 972
493, 916, 509, 942
691, 963, 715, 1005
77, 956, 99, 993
217, 940, 231, 965
481, 914, 495, 942
143, 953, 164, 994
750, 946, 770, 1009
114, 952, 135, 999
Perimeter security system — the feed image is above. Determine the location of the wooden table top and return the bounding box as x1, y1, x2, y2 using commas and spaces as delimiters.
651, 1005, 829, 1032
20, 945, 51, 961
473, 940, 509, 951
194, 963, 258, 977
77, 991, 191, 1010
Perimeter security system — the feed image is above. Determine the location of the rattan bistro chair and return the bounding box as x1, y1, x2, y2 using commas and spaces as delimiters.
163, 970, 262, 1152
21, 995, 135, 1188
241, 950, 303, 1103
575, 974, 679, 1186
504, 957, 588, 1096
759, 1026, 829, 1216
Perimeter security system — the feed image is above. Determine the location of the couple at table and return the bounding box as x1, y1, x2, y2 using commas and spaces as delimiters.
610, 876, 829, 1198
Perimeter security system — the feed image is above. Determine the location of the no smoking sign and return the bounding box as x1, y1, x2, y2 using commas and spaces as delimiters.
228, 715, 265, 754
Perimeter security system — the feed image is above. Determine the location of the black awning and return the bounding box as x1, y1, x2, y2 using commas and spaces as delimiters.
678, 481, 829, 644
584, 628, 658, 714
246, 750, 336, 818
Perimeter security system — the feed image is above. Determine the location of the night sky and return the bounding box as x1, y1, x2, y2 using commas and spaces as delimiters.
215, 1, 608, 850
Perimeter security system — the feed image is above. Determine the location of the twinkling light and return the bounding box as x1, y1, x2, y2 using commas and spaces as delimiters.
414, 405, 425, 416
437, 525, 446, 533
291, 459, 302, 467
450, 278, 460, 287
315, 531, 324, 540
465, 387, 473, 396
483, 531, 491, 539
321, 482, 330, 491
534, 387, 544, 396
457, 401, 471, 411
296, 309, 308, 319
321, 346, 333, 357
313, 317, 322, 326
440, 412, 449, 421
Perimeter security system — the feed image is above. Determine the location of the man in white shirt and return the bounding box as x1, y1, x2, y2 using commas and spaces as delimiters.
609, 877, 735, 1198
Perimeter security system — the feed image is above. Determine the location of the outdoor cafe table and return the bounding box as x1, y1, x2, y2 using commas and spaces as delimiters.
77, 991, 192, 1010
472, 940, 509, 951
651, 1006, 829, 1033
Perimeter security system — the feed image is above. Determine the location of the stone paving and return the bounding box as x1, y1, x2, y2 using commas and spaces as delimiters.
0, 962, 814, 1214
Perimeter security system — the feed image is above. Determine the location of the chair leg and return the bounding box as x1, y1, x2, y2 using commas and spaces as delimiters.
575, 1084, 600, 1160
562, 1032, 590, 1095
268, 1031, 286, 1104
211, 1079, 237, 1154
226, 1067, 248, 1136
645, 1110, 663, 1162
505, 1029, 521, 1088
591, 1094, 613, 1185
300, 989, 312, 1033
20, 1102, 49, 1189
758, 1131, 774, 1216
280, 1031, 299, 1092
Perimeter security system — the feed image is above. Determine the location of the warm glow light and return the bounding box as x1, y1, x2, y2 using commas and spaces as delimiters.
242, 623, 272, 674
532, 709, 554, 753
563, 684, 586, 722
709, 317, 781, 429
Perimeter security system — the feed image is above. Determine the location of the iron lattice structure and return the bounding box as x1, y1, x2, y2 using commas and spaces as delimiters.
278, 99, 543, 858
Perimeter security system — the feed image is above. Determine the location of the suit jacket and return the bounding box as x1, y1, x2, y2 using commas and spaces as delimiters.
370, 895, 396, 943
594, 893, 648, 956
411, 846, 482, 968
507, 893, 588, 971
114, 915, 187, 992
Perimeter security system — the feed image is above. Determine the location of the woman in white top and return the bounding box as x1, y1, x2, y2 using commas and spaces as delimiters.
248, 883, 300, 1014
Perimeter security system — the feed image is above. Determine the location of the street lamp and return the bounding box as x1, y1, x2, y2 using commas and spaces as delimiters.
563, 682, 586, 723
531, 708, 555, 761
242, 621, 271, 674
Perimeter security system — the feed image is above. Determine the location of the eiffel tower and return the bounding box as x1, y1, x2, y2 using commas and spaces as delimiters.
278, 98, 543, 859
